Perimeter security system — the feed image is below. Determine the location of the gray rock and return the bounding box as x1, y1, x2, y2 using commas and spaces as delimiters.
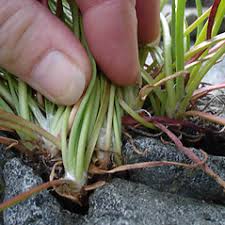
186, 0, 213, 7
0, 144, 10, 192
0, 141, 16, 170
85, 179, 225, 225
0, 143, 16, 225
195, 88, 225, 119
123, 137, 225, 203
203, 58, 225, 85
3, 158, 82, 225
167, 0, 213, 7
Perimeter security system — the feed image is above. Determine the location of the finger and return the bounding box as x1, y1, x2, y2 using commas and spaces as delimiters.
0, 0, 91, 105
77, 0, 139, 85
136, 0, 160, 44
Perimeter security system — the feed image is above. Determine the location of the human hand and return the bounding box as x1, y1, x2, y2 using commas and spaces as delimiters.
0, 0, 160, 105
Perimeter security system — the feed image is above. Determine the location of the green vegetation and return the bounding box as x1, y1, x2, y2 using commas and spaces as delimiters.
0, 0, 225, 209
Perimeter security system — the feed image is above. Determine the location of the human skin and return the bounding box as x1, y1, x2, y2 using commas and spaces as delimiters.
0, 0, 160, 105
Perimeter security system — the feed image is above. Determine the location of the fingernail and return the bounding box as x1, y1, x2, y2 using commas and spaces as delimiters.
31, 51, 86, 105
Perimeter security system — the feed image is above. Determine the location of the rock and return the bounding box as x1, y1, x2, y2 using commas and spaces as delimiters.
85, 179, 225, 225
0, 142, 16, 170
2, 158, 82, 225
203, 58, 225, 85
186, 0, 213, 7
123, 137, 225, 203
196, 88, 225, 120
0, 143, 16, 225
167, 0, 213, 7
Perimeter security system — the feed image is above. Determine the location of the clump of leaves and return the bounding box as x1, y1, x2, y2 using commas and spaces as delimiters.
121, 0, 225, 196
1, 0, 225, 211
0, 0, 126, 206
123, 0, 225, 143
139, 0, 225, 116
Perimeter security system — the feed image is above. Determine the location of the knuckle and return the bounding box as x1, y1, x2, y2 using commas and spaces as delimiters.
78, 0, 136, 13
0, 2, 37, 70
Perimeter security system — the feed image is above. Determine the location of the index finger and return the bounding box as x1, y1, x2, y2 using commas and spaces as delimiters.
136, 0, 160, 44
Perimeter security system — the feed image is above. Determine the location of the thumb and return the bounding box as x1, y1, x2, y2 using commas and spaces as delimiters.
0, 0, 91, 105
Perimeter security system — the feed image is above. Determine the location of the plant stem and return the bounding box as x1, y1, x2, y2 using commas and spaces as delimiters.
119, 98, 155, 130
160, 13, 176, 117
185, 33, 225, 61
105, 85, 116, 151
175, 0, 186, 101
171, 0, 176, 62
0, 98, 13, 113
0, 179, 64, 212
29, 98, 46, 128
195, 0, 203, 37
113, 101, 122, 165
50, 106, 65, 134
75, 89, 96, 182
184, 8, 211, 36
84, 81, 110, 171
0, 119, 37, 140
0, 110, 60, 148
67, 57, 97, 173
18, 81, 29, 120
68, 0, 80, 39
212, 0, 225, 37
5, 73, 19, 113
178, 42, 225, 114
61, 107, 71, 174
0, 83, 13, 107
88, 78, 101, 139
141, 69, 165, 104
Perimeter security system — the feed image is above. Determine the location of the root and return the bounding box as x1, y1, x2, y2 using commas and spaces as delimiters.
0, 179, 65, 212
0, 136, 33, 156
89, 157, 206, 175
49, 161, 85, 204
155, 122, 225, 190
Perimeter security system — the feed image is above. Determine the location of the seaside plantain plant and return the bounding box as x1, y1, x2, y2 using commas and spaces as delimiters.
0, 0, 142, 205
1, 0, 225, 210
137, 0, 225, 120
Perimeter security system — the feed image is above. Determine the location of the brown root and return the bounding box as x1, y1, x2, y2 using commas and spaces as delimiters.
0, 179, 65, 212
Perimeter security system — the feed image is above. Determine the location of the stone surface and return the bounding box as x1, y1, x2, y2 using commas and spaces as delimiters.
186, 0, 213, 7
168, 0, 213, 7
0, 133, 17, 171
196, 88, 225, 120
203, 59, 225, 85
85, 179, 225, 225
2, 158, 82, 225
123, 136, 225, 203
0, 143, 16, 225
